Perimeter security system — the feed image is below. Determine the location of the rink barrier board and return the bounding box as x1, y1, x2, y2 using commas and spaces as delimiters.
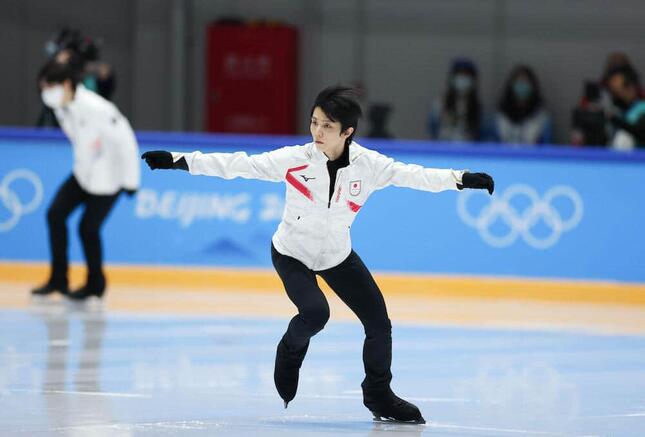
2, 261, 644, 307
2, 127, 645, 284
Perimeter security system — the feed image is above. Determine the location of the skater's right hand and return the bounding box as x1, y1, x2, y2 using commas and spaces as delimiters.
141, 151, 174, 170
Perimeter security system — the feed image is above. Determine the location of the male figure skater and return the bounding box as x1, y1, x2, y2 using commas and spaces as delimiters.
142, 86, 493, 423
32, 59, 140, 300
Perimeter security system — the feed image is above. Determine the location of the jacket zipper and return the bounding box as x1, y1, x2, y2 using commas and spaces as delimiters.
315, 169, 344, 269
328, 168, 343, 209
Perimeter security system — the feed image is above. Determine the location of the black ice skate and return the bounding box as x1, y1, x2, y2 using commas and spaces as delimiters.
67, 286, 103, 301
67, 280, 105, 301
68, 275, 106, 301
363, 386, 425, 424
274, 337, 309, 408
31, 282, 69, 296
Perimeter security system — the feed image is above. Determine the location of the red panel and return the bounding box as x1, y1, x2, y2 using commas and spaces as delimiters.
285, 164, 314, 201
347, 201, 362, 213
205, 24, 298, 134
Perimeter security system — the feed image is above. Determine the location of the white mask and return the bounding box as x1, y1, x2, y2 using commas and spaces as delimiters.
41, 85, 65, 109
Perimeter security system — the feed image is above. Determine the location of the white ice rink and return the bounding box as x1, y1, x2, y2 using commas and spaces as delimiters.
1, 296, 645, 437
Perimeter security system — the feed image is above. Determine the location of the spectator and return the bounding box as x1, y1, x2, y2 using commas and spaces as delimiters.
571, 51, 643, 147
428, 58, 482, 142
57, 48, 116, 100
37, 28, 116, 128
493, 65, 552, 146
601, 52, 640, 95
605, 66, 645, 149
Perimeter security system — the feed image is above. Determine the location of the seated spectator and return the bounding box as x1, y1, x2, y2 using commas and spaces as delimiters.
428, 58, 482, 142
605, 66, 645, 149
493, 65, 552, 146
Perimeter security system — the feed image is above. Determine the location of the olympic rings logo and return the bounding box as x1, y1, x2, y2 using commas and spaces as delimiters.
0, 169, 44, 232
457, 184, 583, 249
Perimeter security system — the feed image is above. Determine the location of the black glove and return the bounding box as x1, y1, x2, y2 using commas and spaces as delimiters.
457, 172, 494, 195
141, 151, 188, 170
123, 188, 137, 197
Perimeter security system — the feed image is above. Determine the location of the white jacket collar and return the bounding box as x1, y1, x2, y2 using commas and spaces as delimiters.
307, 141, 365, 164
348, 141, 365, 163
308, 142, 329, 163
65, 84, 89, 112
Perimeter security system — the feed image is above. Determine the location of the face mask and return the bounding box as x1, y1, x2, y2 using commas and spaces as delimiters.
41, 85, 65, 109
512, 80, 533, 100
453, 75, 473, 93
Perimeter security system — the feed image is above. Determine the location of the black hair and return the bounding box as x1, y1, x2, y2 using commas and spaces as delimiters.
311, 85, 363, 146
605, 65, 641, 88
37, 59, 80, 90
498, 65, 544, 123
443, 60, 482, 140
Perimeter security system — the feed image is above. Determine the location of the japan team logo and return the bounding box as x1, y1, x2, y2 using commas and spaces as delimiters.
0, 169, 44, 232
349, 180, 361, 196
457, 184, 583, 249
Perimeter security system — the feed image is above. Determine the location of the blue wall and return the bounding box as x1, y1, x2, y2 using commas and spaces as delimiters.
1, 128, 644, 283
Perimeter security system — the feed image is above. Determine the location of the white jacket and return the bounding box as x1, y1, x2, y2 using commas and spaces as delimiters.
173, 142, 464, 271
54, 85, 140, 195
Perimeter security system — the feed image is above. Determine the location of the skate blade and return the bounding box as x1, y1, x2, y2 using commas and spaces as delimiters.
372, 414, 426, 425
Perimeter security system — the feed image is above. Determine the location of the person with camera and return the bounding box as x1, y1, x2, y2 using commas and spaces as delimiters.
31, 59, 140, 300
570, 81, 609, 147
141, 85, 494, 424
37, 28, 116, 128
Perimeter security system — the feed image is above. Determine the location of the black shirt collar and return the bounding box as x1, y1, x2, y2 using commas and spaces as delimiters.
326, 143, 350, 171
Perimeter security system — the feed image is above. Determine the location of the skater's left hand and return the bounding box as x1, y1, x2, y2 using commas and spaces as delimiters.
142, 150, 174, 169
142, 151, 189, 171
457, 172, 494, 195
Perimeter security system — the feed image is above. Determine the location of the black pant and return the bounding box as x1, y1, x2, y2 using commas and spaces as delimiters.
47, 175, 120, 290
271, 244, 393, 393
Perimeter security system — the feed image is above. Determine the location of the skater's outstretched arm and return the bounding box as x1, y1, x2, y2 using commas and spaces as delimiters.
142, 147, 296, 182
369, 150, 494, 195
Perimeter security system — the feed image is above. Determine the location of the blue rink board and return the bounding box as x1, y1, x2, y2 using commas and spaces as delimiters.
0, 128, 644, 282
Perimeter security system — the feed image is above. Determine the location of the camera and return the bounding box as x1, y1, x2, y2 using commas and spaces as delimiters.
44, 28, 101, 66
584, 81, 601, 103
